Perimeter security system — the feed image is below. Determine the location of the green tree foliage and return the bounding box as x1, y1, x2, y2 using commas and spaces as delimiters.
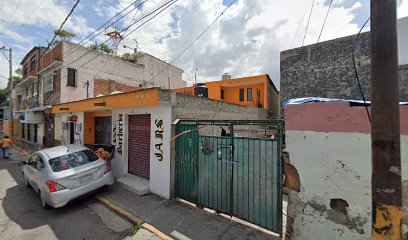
0, 88, 9, 104
0, 68, 23, 104
52, 29, 76, 46
90, 43, 113, 54
121, 52, 133, 61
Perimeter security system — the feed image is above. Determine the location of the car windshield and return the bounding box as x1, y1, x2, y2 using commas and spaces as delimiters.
49, 150, 100, 172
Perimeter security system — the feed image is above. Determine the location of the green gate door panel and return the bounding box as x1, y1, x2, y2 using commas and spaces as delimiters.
197, 136, 232, 214
232, 137, 281, 232
176, 124, 198, 202
175, 122, 282, 234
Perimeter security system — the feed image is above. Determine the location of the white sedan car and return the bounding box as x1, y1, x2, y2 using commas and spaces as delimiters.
20, 145, 114, 208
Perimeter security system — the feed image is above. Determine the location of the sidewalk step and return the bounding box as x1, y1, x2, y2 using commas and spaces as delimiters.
117, 174, 150, 196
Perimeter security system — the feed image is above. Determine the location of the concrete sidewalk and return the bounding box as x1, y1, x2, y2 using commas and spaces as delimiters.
99, 184, 279, 240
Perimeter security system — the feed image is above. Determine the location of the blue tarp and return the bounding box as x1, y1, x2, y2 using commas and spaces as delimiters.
18, 113, 25, 121
284, 97, 408, 106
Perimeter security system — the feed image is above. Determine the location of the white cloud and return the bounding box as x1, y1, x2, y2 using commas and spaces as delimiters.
398, 0, 408, 18
115, 0, 366, 88
0, 0, 94, 41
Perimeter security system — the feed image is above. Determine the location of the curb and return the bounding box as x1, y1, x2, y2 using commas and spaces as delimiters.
11, 144, 172, 240
95, 195, 173, 240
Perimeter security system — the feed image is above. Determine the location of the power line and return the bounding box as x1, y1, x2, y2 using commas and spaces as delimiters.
131, 0, 186, 36
7, 0, 23, 27
26, 0, 47, 23
63, 0, 151, 58
138, 0, 204, 47
352, 17, 371, 123
290, 0, 310, 48
302, 0, 315, 46
61, 0, 177, 72
58, 0, 179, 84
0, 50, 8, 61
80, 0, 178, 72
39, 0, 81, 61
317, 0, 333, 43
147, 0, 238, 84
93, 0, 148, 81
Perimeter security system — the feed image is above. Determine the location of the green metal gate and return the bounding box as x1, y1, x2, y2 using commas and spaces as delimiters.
176, 120, 282, 234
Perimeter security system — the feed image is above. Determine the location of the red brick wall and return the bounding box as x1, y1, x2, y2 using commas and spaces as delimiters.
94, 79, 110, 96
43, 69, 61, 105
115, 82, 139, 93
41, 42, 63, 69
94, 79, 140, 97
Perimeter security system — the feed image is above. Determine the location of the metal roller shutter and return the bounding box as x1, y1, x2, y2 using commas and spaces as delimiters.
128, 114, 151, 179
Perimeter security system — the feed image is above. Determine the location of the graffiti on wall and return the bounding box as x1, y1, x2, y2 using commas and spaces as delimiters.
155, 119, 164, 161
114, 114, 123, 156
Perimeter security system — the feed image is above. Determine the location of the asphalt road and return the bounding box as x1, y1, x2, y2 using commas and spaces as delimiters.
0, 151, 132, 240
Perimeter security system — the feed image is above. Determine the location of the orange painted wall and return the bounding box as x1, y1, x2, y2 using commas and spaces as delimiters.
173, 75, 269, 108
52, 88, 158, 114
83, 111, 112, 144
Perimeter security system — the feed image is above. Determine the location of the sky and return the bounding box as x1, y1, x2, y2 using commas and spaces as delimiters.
0, 0, 407, 89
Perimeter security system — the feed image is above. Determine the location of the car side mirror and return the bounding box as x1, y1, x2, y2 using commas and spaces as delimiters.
18, 161, 27, 166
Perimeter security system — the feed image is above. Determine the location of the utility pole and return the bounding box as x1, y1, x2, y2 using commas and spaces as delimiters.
370, 1, 402, 239
1, 46, 13, 137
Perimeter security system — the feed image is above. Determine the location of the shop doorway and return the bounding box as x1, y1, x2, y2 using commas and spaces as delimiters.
128, 114, 151, 179
95, 116, 112, 144
44, 113, 55, 147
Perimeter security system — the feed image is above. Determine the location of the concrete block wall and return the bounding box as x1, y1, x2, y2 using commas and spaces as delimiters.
158, 91, 268, 120
280, 17, 408, 103
284, 102, 408, 239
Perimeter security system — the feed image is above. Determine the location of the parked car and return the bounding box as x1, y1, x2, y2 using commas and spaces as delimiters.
19, 144, 114, 209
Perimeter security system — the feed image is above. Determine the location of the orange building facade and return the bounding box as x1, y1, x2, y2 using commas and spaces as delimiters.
174, 74, 280, 118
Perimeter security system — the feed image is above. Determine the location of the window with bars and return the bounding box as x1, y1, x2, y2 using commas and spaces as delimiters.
247, 88, 253, 101
67, 68, 77, 87
44, 72, 54, 93
239, 88, 244, 102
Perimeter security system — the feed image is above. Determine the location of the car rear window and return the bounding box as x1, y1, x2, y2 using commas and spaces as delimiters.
49, 150, 100, 172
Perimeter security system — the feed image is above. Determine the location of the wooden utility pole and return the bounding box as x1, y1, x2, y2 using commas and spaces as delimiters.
370, 0, 402, 239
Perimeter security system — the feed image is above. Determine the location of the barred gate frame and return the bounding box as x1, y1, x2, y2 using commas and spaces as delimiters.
175, 120, 283, 236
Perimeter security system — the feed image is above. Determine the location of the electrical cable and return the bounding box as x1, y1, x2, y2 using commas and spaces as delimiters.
58, 0, 178, 84
94, 0, 149, 80
352, 17, 371, 123
291, 0, 310, 48
139, 0, 204, 48
317, 0, 333, 43
302, 0, 315, 47
146, 0, 237, 84
7, 0, 23, 27
63, 0, 151, 59
0, 50, 8, 61
39, 0, 81, 61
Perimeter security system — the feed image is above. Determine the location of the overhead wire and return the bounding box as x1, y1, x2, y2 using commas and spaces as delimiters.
63, 0, 151, 58
316, 0, 333, 43
138, 0, 204, 48
93, 0, 148, 81
290, 0, 309, 48
352, 17, 371, 123
146, 0, 238, 84
39, 0, 81, 61
302, 0, 315, 46
58, 0, 179, 84
7, 0, 23, 27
